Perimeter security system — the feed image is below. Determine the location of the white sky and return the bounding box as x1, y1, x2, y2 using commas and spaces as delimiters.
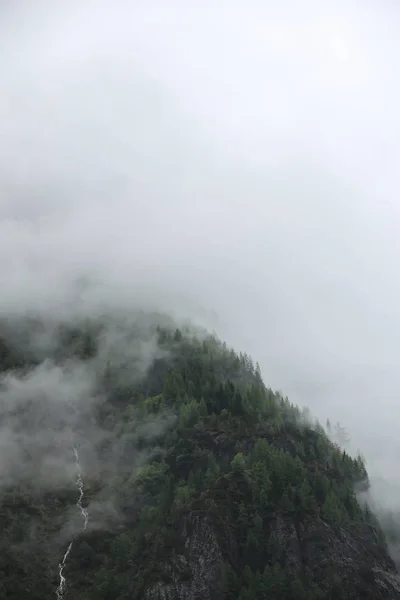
2, 0, 400, 478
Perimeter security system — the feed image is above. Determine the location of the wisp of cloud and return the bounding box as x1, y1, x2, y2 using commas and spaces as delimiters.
2, 0, 400, 523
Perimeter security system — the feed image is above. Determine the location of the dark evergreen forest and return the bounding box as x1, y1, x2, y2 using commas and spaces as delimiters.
0, 314, 399, 599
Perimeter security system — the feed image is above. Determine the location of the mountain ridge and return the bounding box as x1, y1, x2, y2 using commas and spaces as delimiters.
0, 313, 399, 599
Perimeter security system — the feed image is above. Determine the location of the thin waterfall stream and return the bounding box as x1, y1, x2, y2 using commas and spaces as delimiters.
55, 446, 89, 599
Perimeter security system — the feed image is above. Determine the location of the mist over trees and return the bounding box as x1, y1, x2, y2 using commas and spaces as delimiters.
0, 314, 399, 599
2, 0, 400, 598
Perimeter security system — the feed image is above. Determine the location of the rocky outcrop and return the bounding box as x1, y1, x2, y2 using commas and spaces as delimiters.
144, 515, 224, 600
299, 518, 400, 598
144, 511, 400, 599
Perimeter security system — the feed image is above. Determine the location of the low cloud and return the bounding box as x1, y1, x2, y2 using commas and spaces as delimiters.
1, 0, 400, 549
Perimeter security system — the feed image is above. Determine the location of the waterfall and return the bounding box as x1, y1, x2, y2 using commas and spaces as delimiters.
55, 446, 89, 599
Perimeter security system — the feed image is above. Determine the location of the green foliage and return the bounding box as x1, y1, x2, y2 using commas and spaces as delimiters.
0, 316, 393, 600
231, 452, 246, 473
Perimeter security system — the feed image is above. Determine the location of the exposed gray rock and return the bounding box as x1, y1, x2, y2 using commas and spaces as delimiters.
144, 511, 400, 599
144, 515, 223, 600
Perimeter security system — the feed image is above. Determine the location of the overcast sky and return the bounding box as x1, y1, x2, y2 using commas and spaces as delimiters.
2, 0, 400, 479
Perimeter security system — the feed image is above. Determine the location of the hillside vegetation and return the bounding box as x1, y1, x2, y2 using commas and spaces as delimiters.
0, 313, 399, 599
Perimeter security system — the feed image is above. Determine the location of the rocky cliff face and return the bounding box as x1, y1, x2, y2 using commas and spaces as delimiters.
144, 515, 223, 600
144, 512, 400, 600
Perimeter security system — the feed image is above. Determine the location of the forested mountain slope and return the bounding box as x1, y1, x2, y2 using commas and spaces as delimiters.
0, 313, 399, 599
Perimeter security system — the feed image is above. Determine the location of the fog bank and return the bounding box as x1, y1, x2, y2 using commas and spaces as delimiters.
2, 0, 400, 481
